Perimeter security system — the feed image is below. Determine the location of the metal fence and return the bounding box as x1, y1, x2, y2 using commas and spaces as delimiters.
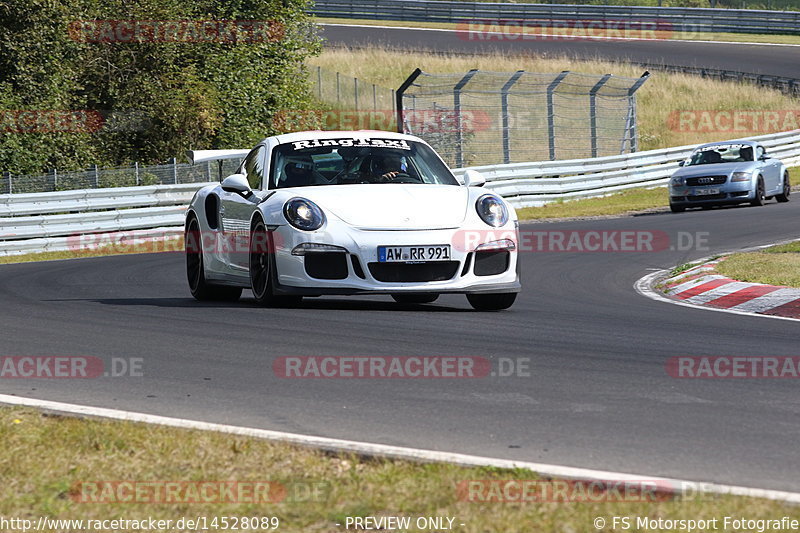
397, 68, 649, 167
0, 159, 241, 195
422, 0, 800, 9
312, 0, 800, 34
639, 63, 800, 97
310, 66, 396, 114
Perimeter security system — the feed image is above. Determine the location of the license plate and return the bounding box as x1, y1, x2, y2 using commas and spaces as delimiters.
378, 245, 451, 262
693, 188, 719, 196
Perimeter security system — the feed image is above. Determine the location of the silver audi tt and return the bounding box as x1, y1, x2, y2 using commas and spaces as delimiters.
668, 140, 790, 212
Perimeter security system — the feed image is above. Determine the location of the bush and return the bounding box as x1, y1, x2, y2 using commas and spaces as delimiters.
0, 0, 320, 174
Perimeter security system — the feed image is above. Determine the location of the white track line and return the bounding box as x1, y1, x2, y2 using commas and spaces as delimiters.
2, 393, 800, 502
319, 22, 800, 48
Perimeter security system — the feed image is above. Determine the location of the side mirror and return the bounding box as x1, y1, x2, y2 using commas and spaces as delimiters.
221, 174, 251, 195
463, 169, 486, 187
759, 154, 769, 161
678, 160, 685, 167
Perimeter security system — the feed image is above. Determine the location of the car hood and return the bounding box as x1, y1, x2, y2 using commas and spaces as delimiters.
298, 184, 469, 230
672, 162, 757, 178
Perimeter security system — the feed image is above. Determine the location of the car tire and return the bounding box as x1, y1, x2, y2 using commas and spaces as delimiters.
750, 178, 766, 207
669, 204, 685, 213
391, 293, 439, 304
776, 172, 791, 203
249, 219, 302, 307
185, 217, 242, 302
466, 292, 517, 311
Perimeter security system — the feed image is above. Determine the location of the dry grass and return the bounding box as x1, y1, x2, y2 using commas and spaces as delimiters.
308, 47, 800, 152
716, 241, 800, 287
1, 406, 797, 532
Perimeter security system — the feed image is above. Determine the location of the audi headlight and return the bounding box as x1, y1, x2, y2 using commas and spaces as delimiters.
731, 171, 752, 182
476, 194, 509, 227
283, 198, 325, 231
670, 176, 684, 186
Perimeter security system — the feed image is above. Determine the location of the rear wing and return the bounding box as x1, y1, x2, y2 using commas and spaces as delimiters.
187, 149, 250, 164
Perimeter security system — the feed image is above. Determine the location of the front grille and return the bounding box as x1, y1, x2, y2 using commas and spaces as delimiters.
304, 253, 348, 280
686, 175, 727, 186
368, 261, 459, 282
474, 250, 510, 276
688, 193, 726, 201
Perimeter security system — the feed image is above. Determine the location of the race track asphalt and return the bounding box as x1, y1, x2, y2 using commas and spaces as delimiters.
320, 24, 800, 79
2, 200, 799, 491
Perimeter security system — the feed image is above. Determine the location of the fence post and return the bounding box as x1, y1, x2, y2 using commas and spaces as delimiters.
172, 157, 178, 184
354, 77, 359, 110
52, 168, 58, 191
547, 71, 570, 161
135, 161, 140, 185
395, 68, 423, 134
336, 72, 341, 103
453, 69, 479, 168
589, 74, 612, 158
625, 72, 651, 153
93, 164, 100, 187
500, 70, 524, 165
317, 66, 322, 99
3, 172, 10, 194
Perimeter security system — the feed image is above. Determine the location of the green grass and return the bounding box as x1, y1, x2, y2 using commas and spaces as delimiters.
517, 187, 667, 219
1, 406, 798, 532
715, 241, 800, 287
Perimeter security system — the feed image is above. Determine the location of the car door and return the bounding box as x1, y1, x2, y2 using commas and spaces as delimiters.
220, 145, 266, 273
756, 145, 781, 193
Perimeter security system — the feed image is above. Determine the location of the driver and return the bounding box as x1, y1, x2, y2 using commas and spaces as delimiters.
374, 153, 407, 181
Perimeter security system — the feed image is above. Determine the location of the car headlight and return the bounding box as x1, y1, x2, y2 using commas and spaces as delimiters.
731, 171, 752, 182
283, 198, 325, 231
670, 176, 684, 186
476, 194, 509, 227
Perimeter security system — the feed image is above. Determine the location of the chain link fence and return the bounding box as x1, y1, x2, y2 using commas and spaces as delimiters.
0, 159, 242, 195
310, 66, 396, 114
398, 69, 649, 167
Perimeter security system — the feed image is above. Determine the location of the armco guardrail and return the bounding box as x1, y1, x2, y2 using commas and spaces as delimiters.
2, 130, 799, 255
0, 183, 212, 255
312, 0, 800, 35
453, 130, 800, 207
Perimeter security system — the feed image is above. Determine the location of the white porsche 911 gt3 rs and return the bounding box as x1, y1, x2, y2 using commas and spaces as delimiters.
185, 130, 520, 310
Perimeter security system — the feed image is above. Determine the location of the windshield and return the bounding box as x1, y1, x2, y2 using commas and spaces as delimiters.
270, 137, 459, 189
685, 144, 754, 166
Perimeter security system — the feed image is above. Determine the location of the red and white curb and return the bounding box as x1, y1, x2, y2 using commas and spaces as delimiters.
636, 259, 800, 322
